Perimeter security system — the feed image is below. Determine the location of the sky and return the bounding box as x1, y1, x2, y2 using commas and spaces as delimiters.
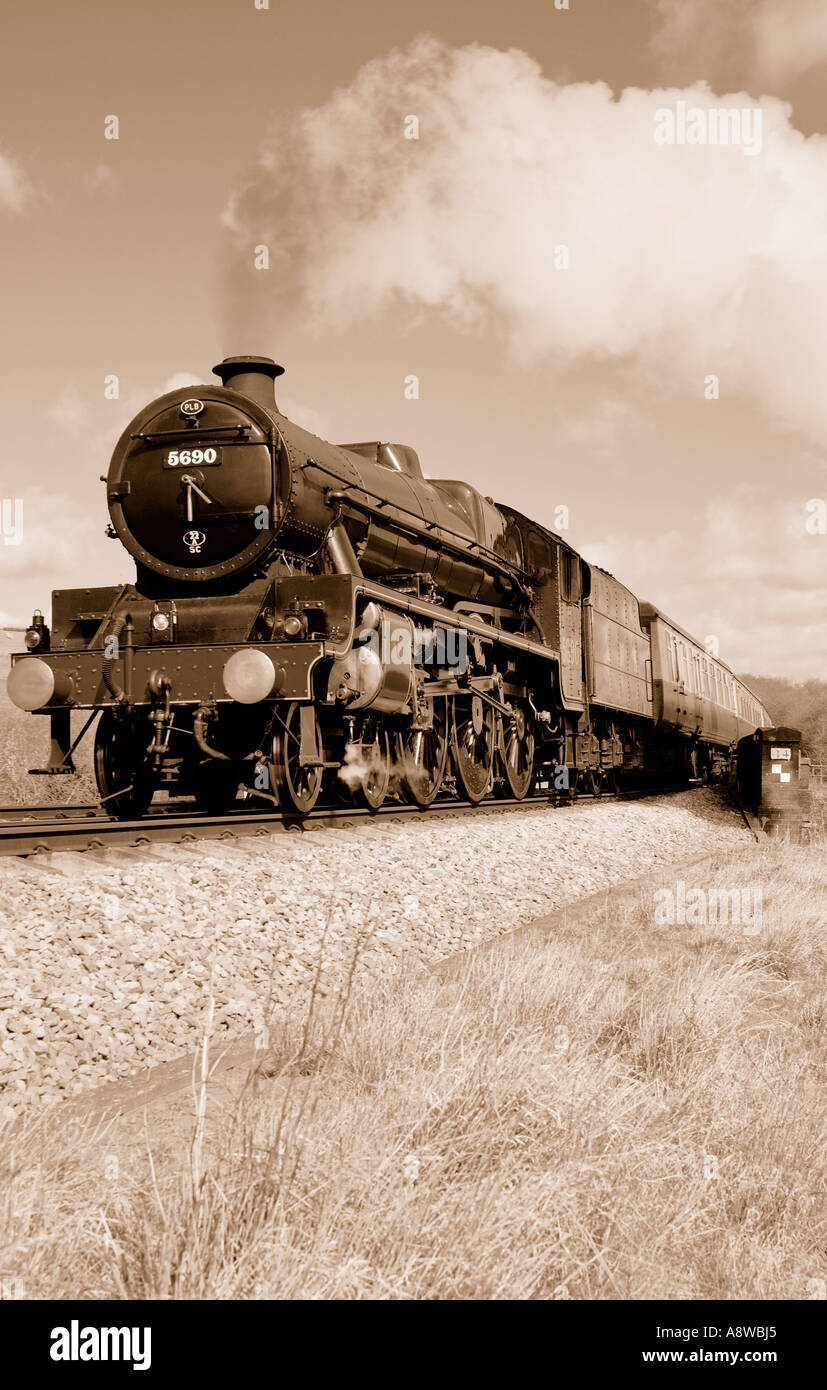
0, 0, 826, 678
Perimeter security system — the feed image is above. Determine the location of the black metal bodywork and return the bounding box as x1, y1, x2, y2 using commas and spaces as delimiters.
736, 726, 811, 834
8, 354, 773, 806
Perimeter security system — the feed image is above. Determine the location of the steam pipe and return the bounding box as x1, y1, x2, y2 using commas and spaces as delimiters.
102, 614, 128, 705
193, 706, 262, 762
122, 616, 135, 704
326, 521, 363, 577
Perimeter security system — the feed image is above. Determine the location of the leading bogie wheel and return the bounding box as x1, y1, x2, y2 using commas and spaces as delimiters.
269, 702, 324, 813
94, 709, 156, 820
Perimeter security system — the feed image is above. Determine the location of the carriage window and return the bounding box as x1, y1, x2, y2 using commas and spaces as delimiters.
670, 636, 680, 683
676, 641, 686, 686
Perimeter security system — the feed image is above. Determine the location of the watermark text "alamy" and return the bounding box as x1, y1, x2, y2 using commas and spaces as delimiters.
50, 1321, 151, 1371
654, 881, 762, 932
654, 102, 762, 157
1, 498, 23, 546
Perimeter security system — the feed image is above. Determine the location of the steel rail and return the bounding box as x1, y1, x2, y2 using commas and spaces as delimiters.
0, 784, 699, 859
0, 799, 191, 823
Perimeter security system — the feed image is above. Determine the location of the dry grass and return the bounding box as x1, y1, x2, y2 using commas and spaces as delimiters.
809, 782, 827, 837
0, 640, 96, 805
1, 836, 825, 1301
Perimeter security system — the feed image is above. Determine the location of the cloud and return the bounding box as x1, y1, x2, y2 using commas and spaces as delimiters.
47, 387, 95, 435
223, 37, 827, 445
581, 484, 827, 679
754, 0, 827, 85
277, 393, 331, 439
82, 162, 116, 194
0, 152, 29, 212
649, 0, 827, 87
554, 397, 652, 458
163, 371, 203, 393
0, 487, 106, 586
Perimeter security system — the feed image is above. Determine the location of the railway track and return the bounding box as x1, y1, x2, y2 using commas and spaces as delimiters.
0, 783, 695, 859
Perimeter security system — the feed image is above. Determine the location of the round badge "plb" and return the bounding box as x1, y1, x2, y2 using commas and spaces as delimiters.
180, 399, 205, 418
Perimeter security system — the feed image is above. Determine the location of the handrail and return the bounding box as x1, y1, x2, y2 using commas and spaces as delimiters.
302, 457, 532, 595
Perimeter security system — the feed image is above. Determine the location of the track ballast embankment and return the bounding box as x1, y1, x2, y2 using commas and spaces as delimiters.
0, 786, 753, 1124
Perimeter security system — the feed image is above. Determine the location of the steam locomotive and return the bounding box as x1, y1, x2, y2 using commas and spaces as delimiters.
7, 355, 770, 818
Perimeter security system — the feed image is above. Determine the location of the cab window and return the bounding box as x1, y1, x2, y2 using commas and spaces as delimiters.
560, 549, 581, 602
527, 532, 553, 579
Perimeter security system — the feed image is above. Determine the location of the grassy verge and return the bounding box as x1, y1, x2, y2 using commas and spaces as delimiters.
1, 835, 824, 1300
0, 644, 96, 805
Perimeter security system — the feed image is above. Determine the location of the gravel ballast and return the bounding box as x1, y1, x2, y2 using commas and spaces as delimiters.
0, 789, 749, 1119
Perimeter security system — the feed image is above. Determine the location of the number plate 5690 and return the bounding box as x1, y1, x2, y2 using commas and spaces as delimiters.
163, 446, 222, 468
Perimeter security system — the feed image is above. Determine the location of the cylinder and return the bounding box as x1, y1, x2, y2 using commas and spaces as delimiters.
326, 611, 415, 714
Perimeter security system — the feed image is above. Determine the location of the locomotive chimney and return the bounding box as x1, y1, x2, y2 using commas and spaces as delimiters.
212, 355, 284, 410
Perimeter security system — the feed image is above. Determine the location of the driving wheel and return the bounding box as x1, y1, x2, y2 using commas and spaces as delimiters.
501, 700, 536, 800
451, 693, 494, 804
396, 697, 449, 807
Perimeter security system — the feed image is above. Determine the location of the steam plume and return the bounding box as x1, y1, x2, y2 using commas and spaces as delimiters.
224, 36, 827, 442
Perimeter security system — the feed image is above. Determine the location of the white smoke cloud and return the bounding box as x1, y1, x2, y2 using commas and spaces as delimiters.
755, 0, 827, 84
0, 152, 28, 212
650, 0, 827, 86
224, 37, 827, 444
